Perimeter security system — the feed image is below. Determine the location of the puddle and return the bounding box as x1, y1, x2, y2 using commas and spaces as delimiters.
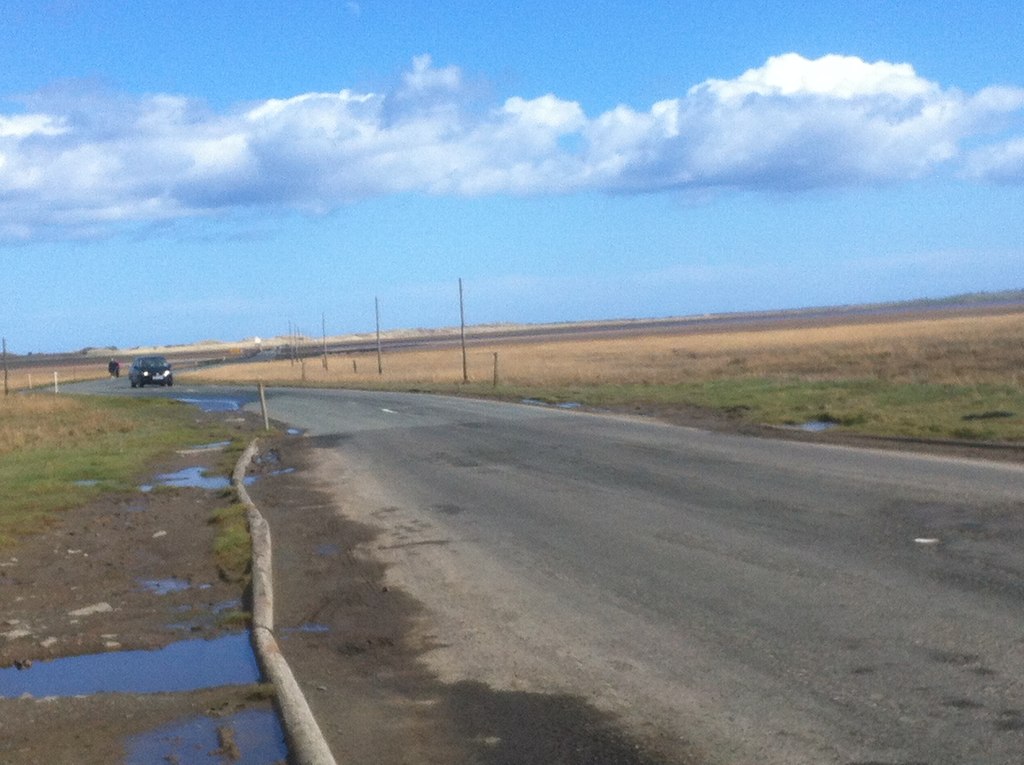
140, 467, 254, 492
267, 467, 296, 477
521, 398, 582, 410
253, 449, 281, 466
213, 598, 243, 614
315, 543, 340, 557
138, 578, 191, 595
286, 428, 304, 436
125, 708, 288, 765
799, 420, 839, 432
0, 632, 259, 698
187, 440, 233, 451
176, 397, 250, 413
282, 623, 330, 635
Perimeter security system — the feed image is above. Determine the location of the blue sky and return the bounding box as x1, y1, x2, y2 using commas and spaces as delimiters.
2, 1, 1023, 352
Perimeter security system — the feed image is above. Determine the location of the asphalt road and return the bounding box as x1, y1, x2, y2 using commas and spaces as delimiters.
75, 380, 1024, 763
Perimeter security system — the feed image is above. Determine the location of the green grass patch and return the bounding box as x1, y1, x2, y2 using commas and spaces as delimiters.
210, 502, 251, 583
670, 379, 1024, 440
384, 378, 1024, 442
217, 609, 252, 628
0, 395, 244, 548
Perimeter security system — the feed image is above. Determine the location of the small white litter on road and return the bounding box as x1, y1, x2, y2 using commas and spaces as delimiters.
68, 602, 113, 618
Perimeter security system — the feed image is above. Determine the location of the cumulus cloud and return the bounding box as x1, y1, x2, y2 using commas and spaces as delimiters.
1, 53, 1022, 240
697, 53, 937, 101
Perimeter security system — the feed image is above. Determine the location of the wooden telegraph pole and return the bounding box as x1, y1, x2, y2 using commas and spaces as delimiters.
2, 337, 8, 396
375, 297, 383, 375
321, 312, 329, 371
459, 278, 468, 383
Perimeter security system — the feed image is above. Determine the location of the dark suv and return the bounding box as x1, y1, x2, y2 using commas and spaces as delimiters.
129, 356, 173, 388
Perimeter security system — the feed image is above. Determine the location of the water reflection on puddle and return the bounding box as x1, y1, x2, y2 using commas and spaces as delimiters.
521, 398, 582, 410
188, 440, 233, 451
0, 632, 259, 698
281, 623, 330, 635
125, 708, 287, 765
800, 421, 839, 432
140, 467, 255, 492
175, 397, 249, 413
138, 578, 192, 595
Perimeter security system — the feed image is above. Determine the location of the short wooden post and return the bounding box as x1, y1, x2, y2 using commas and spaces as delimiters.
53, 371, 59, 393
492, 352, 499, 387
258, 382, 270, 431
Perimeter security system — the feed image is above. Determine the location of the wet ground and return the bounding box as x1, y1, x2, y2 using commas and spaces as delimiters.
6, 386, 1020, 764
244, 436, 690, 765
0, 406, 288, 764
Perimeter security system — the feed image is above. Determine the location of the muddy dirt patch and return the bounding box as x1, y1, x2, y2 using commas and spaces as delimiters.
0, 413, 286, 764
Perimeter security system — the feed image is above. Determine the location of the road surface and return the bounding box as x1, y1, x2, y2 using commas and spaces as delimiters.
74, 380, 1024, 763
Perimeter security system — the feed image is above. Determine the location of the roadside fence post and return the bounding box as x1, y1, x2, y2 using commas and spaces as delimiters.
258, 382, 270, 431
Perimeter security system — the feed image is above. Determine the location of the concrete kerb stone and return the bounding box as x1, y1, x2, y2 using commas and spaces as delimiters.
234, 439, 339, 765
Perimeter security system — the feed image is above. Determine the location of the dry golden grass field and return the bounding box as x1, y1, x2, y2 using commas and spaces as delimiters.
187, 309, 1024, 387
4, 305, 1022, 442
185, 307, 1024, 442
1, 364, 107, 393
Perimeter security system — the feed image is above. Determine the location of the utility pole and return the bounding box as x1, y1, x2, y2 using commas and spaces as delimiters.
375, 297, 383, 375
321, 312, 329, 371
2, 337, 8, 396
459, 278, 468, 383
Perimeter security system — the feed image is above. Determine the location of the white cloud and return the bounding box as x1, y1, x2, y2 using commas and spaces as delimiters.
964, 136, 1024, 183
0, 113, 68, 138
695, 53, 936, 102
402, 54, 461, 94
0, 53, 1022, 240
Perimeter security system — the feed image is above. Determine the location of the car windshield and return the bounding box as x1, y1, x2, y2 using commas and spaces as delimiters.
138, 357, 169, 368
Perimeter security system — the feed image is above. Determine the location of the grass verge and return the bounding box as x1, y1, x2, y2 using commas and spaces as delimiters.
209, 502, 252, 584
0, 394, 244, 547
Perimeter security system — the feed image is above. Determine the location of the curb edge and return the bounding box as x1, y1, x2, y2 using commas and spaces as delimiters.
234, 439, 338, 765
